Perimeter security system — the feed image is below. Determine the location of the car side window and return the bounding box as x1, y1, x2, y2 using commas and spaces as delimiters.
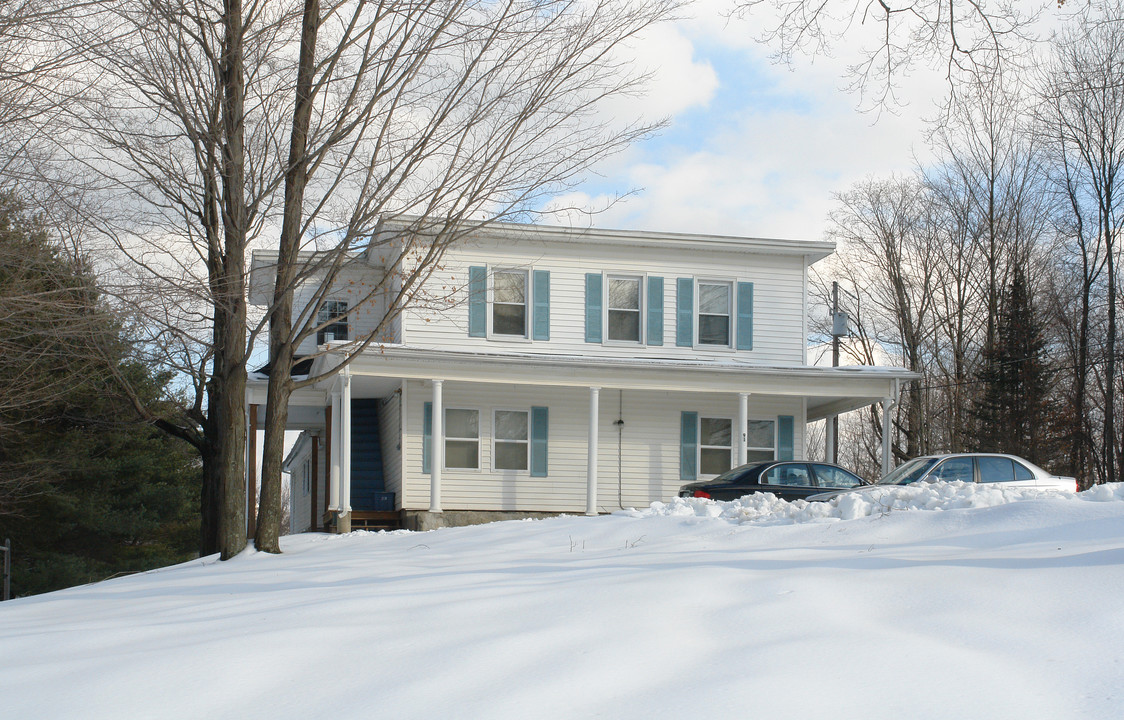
1013, 461, 1035, 482
763, 464, 811, 487
978, 457, 1015, 483
811, 464, 862, 489
934, 457, 974, 483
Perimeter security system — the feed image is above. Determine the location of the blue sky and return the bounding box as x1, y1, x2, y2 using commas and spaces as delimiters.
548, 1, 948, 241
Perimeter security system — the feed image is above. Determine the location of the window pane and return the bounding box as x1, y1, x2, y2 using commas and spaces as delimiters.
494, 272, 526, 303
978, 457, 1014, 483
608, 309, 641, 342
747, 420, 774, 449
445, 409, 478, 439
493, 304, 526, 335
812, 464, 862, 489
495, 410, 528, 441
701, 448, 732, 475
495, 441, 528, 470
765, 464, 810, 486
1013, 461, 1035, 481
746, 449, 775, 463
608, 278, 640, 310
698, 315, 730, 345
700, 417, 731, 446
935, 458, 973, 483
445, 440, 479, 469
698, 283, 729, 314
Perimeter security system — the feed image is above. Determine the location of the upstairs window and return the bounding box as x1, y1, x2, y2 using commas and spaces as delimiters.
697, 281, 731, 346
607, 276, 642, 343
317, 300, 349, 344
492, 270, 528, 337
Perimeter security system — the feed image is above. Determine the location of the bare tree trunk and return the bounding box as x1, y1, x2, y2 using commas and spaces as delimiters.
255, 0, 319, 554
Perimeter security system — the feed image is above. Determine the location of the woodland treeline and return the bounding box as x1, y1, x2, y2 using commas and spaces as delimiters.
814, 8, 1124, 489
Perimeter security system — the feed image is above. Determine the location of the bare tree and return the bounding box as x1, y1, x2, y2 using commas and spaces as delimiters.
828, 176, 940, 460
1037, 2, 1124, 485
253, 0, 679, 552
730, 0, 1062, 110
31, 0, 676, 557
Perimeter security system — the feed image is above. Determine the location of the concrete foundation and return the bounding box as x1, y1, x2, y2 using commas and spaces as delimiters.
404, 509, 566, 532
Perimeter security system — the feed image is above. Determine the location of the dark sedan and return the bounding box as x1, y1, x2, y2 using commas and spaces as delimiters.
678, 461, 868, 502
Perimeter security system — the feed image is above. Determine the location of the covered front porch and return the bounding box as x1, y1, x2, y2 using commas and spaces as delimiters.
249, 347, 915, 533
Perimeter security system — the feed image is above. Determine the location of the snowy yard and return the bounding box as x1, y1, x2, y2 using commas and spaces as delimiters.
2, 483, 1124, 719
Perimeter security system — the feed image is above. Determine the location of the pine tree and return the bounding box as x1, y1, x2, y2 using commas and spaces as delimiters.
971, 266, 1057, 466
0, 194, 199, 596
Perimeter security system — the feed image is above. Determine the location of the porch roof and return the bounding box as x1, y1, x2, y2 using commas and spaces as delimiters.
248, 345, 917, 425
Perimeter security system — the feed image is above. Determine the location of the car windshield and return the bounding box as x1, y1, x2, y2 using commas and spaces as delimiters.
878, 457, 939, 485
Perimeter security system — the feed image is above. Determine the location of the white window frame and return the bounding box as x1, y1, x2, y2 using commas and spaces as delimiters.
491, 408, 530, 473
603, 273, 645, 345
698, 415, 734, 477
488, 267, 531, 341
695, 278, 734, 349
746, 417, 777, 463
444, 407, 482, 471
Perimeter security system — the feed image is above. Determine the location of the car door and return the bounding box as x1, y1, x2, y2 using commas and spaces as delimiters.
759, 463, 817, 501
977, 456, 1037, 488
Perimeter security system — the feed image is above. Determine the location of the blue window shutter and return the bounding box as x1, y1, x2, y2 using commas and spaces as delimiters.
530, 406, 549, 477
736, 282, 754, 350
647, 276, 664, 346
680, 411, 698, 481
422, 402, 432, 474
468, 266, 486, 337
585, 273, 603, 343
676, 278, 693, 347
778, 415, 794, 460
532, 270, 550, 341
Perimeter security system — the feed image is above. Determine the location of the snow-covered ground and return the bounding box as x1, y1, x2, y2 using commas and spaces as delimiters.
3, 483, 1124, 719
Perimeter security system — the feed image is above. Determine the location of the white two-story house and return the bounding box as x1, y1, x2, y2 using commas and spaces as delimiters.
247, 218, 912, 533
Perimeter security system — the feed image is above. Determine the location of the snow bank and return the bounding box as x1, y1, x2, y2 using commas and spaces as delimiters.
627, 481, 1124, 525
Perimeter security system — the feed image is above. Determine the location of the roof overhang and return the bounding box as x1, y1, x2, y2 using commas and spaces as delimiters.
246, 346, 916, 426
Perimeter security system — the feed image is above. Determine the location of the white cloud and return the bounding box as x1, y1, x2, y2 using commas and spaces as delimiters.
559, 6, 960, 240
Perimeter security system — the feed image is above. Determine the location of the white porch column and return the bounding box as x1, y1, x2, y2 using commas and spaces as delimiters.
881, 396, 895, 479
341, 370, 352, 515
430, 379, 443, 513
737, 392, 749, 467
826, 415, 836, 464
329, 387, 341, 512
586, 386, 600, 516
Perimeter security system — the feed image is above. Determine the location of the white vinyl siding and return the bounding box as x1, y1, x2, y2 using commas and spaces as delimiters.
402, 239, 805, 364
403, 380, 804, 513
291, 262, 393, 356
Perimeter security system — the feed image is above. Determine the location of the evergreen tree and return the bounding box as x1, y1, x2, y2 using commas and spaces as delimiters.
0, 194, 199, 597
971, 266, 1057, 466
